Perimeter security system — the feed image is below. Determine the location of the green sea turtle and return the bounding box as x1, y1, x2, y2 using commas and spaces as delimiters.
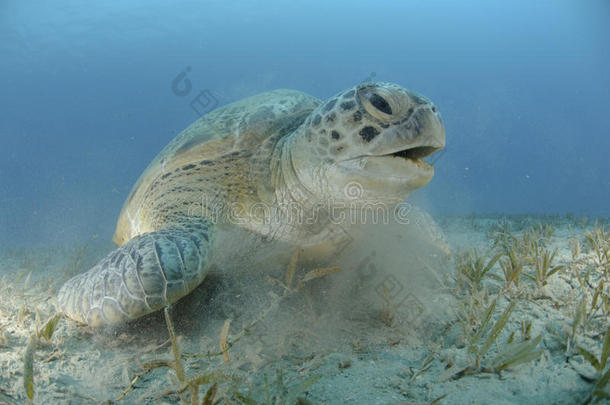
57, 82, 446, 327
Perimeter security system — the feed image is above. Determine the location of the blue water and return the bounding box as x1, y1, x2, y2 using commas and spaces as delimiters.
1, 0, 609, 247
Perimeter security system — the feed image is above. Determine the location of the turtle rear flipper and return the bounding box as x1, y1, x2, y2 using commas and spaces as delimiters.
57, 221, 213, 327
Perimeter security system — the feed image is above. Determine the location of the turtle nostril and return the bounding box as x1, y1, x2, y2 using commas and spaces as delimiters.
431, 106, 437, 113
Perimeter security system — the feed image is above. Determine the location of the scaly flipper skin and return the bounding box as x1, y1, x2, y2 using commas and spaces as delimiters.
57, 219, 213, 327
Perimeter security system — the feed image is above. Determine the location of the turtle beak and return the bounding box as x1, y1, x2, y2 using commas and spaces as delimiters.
371, 103, 445, 161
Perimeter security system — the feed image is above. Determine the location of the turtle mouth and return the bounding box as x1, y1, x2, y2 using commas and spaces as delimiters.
338, 144, 444, 174
372, 145, 443, 170
384, 145, 442, 161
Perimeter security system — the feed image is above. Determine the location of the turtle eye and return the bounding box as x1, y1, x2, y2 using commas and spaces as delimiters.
357, 86, 401, 122
367, 93, 392, 115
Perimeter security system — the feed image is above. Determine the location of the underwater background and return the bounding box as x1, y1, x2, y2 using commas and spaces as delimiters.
1, 0, 609, 248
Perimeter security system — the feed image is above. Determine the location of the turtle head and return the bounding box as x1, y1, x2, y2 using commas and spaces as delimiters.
286, 82, 445, 206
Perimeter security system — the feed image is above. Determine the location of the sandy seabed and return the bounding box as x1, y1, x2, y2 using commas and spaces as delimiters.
0, 214, 608, 405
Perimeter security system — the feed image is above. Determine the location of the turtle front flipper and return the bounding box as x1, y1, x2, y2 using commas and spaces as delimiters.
57, 220, 213, 327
